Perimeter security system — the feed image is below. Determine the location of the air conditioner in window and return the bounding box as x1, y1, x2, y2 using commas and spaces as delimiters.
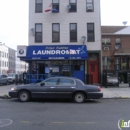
104, 47, 109, 50
87, 6, 93, 10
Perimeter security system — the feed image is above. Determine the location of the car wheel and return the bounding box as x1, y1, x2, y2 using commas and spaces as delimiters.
73, 92, 85, 103
12, 80, 15, 84
5, 81, 9, 85
18, 91, 30, 102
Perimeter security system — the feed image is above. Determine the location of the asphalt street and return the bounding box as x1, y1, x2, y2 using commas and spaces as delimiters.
0, 99, 130, 130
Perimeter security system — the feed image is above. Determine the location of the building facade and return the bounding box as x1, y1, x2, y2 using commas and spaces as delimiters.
0, 43, 27, 74
0, 44, 15, 74
18, 0, 101, 83
102, 26, 130, 83
15, 53, 28, 74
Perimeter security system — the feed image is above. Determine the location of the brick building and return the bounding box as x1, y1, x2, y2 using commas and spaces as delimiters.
101, 26, 130, 83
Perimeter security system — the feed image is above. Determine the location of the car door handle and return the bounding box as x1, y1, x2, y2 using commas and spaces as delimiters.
51, 87, 55, 89
71, 87, 76, 88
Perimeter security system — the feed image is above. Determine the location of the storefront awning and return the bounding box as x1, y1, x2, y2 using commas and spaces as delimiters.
26, 45, 88, 60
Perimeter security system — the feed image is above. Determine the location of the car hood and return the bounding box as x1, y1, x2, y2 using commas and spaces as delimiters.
107, 77, 118, 80
8, 76, 14, 78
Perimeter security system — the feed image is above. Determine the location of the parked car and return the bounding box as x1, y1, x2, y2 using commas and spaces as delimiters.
0, 74, 11, 85
107, 73, 119, 86
7, 73, 23, 84
7, 73, 15, 84
9, 76, 103, 103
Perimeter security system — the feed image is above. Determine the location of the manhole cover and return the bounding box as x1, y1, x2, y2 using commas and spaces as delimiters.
0, 119, 13, 127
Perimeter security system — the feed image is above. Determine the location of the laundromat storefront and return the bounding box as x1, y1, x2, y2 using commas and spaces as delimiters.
23, 45, 88, 82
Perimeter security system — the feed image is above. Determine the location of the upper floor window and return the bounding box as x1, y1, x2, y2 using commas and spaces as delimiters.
2, 52, 4, 57
35, 0, 42, 13
116, 38, 121, 43
86, 0, 94, 12
52, 23, 60, 42
102, 38, 111, 46
87, 23, 95, 42
52, 0, 59, 13
35, 23, 42, 43
115, 38, 121, 49
70, 23, 77, 42
69, 0, 77, 12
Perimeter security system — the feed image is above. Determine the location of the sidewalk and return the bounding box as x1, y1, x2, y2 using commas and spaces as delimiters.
102, 83, 130, 99
0, 84, 130, 99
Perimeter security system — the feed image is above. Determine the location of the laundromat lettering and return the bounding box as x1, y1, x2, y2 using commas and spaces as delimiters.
33, 50, 80, 55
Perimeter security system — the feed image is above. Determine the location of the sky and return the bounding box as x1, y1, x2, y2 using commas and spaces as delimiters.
0, 0, 130, 50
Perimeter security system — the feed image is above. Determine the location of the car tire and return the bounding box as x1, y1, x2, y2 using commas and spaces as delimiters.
73, 92, 85, 103
5, 81, 9, 85
18, 90, 30, 102
12, 80, 15, 84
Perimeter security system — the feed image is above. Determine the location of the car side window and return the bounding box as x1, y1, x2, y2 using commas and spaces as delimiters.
44, 78, 59, 86
59, 78, 75, 86
1, 75, 5, 78
4, 75, 7, 78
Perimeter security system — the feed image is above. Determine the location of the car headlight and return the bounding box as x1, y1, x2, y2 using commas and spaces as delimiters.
11, 87, 17, 91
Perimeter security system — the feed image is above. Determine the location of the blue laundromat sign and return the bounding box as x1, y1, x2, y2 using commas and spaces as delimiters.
26, 45, 88, 60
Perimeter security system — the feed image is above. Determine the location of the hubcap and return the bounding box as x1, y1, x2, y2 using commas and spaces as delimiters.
75, 94, 84, 103
20, 92, 28, 101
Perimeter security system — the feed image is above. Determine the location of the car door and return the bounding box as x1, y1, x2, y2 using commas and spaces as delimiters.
32, 77, 59, 99
0, 75, 2, 84
1, 75, 6, 84
53, 77, 77, 99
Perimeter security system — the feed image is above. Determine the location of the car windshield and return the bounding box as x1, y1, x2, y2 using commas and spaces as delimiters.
107, 73, 115, 77
8, 73, 14, 77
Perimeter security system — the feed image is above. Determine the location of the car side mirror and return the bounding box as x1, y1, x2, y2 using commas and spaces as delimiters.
40, 82, 45, 86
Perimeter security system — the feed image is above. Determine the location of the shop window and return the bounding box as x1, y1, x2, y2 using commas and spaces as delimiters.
87, 23, 95, 42
35, 0, 42, 13
52, 0, 59, 13
74, 65, 80, 70
52, 23, 60, 42
70, 23, 77, 42
69, 0, 77, 12
86, 0, 94, 12
35, 23, 42, 43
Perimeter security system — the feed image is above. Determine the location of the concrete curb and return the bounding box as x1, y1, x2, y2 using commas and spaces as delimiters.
102, 97, 130, 99
0, 95, 130, 100
0, 95, 11, 99
0, 97, 12, 99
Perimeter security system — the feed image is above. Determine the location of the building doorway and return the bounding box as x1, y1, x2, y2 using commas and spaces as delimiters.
88, 60, 99, 83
